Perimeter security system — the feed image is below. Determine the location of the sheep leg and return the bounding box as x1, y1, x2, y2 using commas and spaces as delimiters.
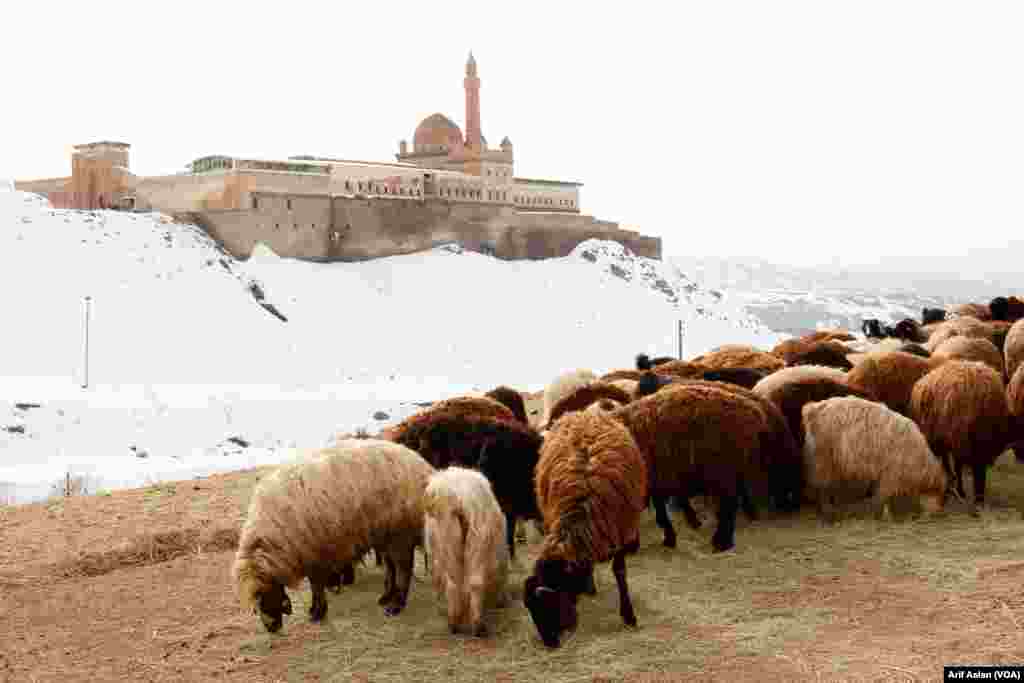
971, 463, 988, 515
679, 497, 701, 530
506, 512, 517, 559
738, 477, 758, 521
307, 566, 330, 623
378, 555, 397, 606
652, 495, 678, 548
447, 576, 463, 635
469, 574, 488, 637
582, 567, 598, 596
383, 545, 415, 617
956, 461, 968, 500
612, 549, 638, 628
711, 495, 739, 553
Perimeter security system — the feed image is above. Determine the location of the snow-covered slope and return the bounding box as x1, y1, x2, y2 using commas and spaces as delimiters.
0, 190, 781, 503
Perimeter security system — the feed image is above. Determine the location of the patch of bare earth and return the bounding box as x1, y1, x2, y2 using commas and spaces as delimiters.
3, 453, 1024, 681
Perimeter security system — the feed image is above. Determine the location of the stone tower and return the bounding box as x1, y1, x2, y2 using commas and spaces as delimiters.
464, 51, 482, 149
70, 141, 131, 209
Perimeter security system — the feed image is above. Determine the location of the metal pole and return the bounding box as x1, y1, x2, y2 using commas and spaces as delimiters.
82, 296, 91, 389
678, 319, 683, 360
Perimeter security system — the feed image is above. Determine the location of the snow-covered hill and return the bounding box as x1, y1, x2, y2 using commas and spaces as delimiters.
1, 189, 781, 503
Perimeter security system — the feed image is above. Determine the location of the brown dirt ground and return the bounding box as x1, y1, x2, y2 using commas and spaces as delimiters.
4, 425, 1024, 681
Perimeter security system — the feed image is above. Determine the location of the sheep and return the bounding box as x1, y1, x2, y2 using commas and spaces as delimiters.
525, 408, 648, 648
635, 370, 679, 398
610, 382, 776, 552
910, 360, 1012, 512
1008, 365, 1024, 462
924, 316, 1003, 352
771, 334, 853, 360
804, 330, 857, 343
652, 359, 709, 379
780, 341, 854, 371
423, 466, 509, 637
922, 307, 948, 325
1005, 319, 1024, 382
892, 319, 928, 344
699, 367, 771, 390
753, 371, 873, 451
380, 395, 516, 441
232, 439, 434, 632
861, 319, 890, 339
752, 365, 849, 401
801, 397, 946, 522
389, 411, 543, 558
544, 381, 633, 429
990, 296, 1024, 323
690, 346, 785, 373
635, 353, 676, 370
931, 336, 1004, 376
949, 303, 992, 321
484, 385, 528, 424
608, 378, 639, 397
542, 369, 598, 425
845, 351, 945, 417
600, 368, 645, 383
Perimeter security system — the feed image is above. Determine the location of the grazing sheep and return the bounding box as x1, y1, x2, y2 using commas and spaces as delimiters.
752, 365, 849, 401
232, 440, 434, 632
652, 360, 709, 379
921, 316, 1003, 350
699, 367, 770, 390
484, 386, 528, 424
542, 369, 599, 425
635, 353, 676, 370
610, 382, 773, 552
1008, 365, 1024, 462
846, 351, 945, 417
781, 341, 854, 371
922, 307, 948, 325
753, 372, 873, 450
690, 346, 785, 373
899, 343, 931, 358
544, 381, 633, 429
1005, 319, 1024, 382
380, 395, 516, 441
525, 409, 648, 648
608, 378, 639, 397
390, 412, 543, 558
931, 336, 1004, 376
600, 369, 645, 383
990, 296, 1024, 323
423, 467, 509, 637
910, 360, 1011, 512
949, 303, 992, 321
801, 397, 946, 521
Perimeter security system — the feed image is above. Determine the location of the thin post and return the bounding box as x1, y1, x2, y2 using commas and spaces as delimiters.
678, 319, 684, 360
82, 296, 91, 389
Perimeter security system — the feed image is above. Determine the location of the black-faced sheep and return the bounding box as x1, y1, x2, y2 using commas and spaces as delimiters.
526, 408, 648, 648
544, 381, 633, 429
542, 369, 599, 425
845, 351, 945, 417
484, 386, 528, 424
922, 307, 948, 325
423, 466, 509, 637
931, 336, 1004, 376
801, 397, 946, 521
232, 439, 434, 632
380, 395, 516, 441
609, 382, 774, 552
1006, 319, 1024, 382
1009, 365, 1024, 462
910, 360, 1011, 512
635, 353, 676, 370
390, 412, 543, 558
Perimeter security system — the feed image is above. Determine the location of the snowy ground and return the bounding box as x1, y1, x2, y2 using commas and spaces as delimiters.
1, 188, 784, 504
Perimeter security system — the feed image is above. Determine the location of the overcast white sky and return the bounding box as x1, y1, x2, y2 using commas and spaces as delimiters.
3, 1, 1021, 274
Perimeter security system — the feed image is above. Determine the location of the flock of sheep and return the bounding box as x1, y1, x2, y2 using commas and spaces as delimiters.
231, 295, 1024, 649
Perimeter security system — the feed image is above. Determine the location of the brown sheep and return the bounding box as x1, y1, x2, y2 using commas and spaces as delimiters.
804, 330, 857, 343
610, 382, 774, 552
802, 397, 946, 521
753, 372, 874, 450
380, 395, 515, 441
1006, 319, 1024, 382
925, 316, 994, 352
652, 359, 709, 379
525, 409, 648, 648
484, 385, 528, 424
600, 369, 645, 383
931, 336, 1004, 376
691, 346, 786, 373
1009, 365, 1024, 462
752, 365, 849, 400
542, 369, 599, 425
544, 381, 633, 429
780, 340, 854, 371
608, 378, 639, 398
910, 360, 1011, 512
949, 303, 992, 321
846, 351, 945, 417
232, 440, 434, 632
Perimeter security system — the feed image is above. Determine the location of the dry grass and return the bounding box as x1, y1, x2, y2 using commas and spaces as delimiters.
221, 452, 1024, 682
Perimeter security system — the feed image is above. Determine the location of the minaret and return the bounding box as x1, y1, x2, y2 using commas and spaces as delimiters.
464, 51, 482, 149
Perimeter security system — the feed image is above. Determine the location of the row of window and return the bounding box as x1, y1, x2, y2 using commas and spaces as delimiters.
252, 191, 575, 212
514, 195, 575, 208
485, 167, 511, 178
343, 180, 422, 196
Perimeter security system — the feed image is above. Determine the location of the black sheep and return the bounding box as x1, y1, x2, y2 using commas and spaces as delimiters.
635, 353, 676, 371
922, 307, 948, 325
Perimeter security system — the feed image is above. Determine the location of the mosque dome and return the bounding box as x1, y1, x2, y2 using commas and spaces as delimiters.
413, 113, 463, 151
